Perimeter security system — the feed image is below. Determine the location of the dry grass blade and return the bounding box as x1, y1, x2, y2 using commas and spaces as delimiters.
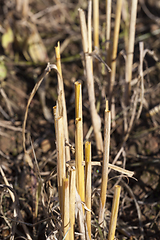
124, 91, 139, 142
0, 120, 24, 132
30, 138, 44, 218
66, 160, 134, 178
108, 163, 134, 178
108, 185, 121, 240
89, 51, 111, 72
136, 42, 144, 120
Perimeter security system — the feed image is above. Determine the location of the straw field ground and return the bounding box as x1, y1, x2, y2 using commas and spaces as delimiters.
0, 0, 160, 239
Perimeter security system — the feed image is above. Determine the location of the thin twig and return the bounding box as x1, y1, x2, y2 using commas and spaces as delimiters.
137, 42, 144, 120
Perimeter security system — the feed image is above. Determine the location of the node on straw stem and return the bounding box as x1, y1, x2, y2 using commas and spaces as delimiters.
75, 81, 85, 203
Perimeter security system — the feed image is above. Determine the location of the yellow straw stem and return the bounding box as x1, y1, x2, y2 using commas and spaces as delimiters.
54, 100, 66, 215
109, 0, 122, 127
106, 0, 112, 66
63, 178, 70, 240
85, 141, 92, 240
75, 82, 85, 203
125, 0, 138, 102
78, 8, 103, 155
69, 168, 76, 240
108, 185, 121, 240
99, 103, 111, 225
88, 0, 92, 54
106, 100, 108, 112
93, 0, 99, 50
53, 106, 57, 135
55, 42, 70, 161
22, 0, 29, 18
110, 0, 123, 95
122, 0, 129, 52
55, 42, 62, 77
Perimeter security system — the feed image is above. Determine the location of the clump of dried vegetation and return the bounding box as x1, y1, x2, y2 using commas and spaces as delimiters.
1, 0, 160, 239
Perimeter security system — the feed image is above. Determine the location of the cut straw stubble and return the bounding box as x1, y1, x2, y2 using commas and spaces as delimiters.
109, 0, 123, 96
63, 178, 70, 240
106, 0, 112, 66
78, 8, 103, 155
75, 81, 85, 204
109, 0, 123, 127
54, 99, 66, 216
108, 185, 121, 240
75, 81, 86, 240
85, 141, 92, 240
125, 0, 138, 104
93, 0, 99, 50
55, 42, 70, 162
99, 101, 111, 225
69, 167, 76, 240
